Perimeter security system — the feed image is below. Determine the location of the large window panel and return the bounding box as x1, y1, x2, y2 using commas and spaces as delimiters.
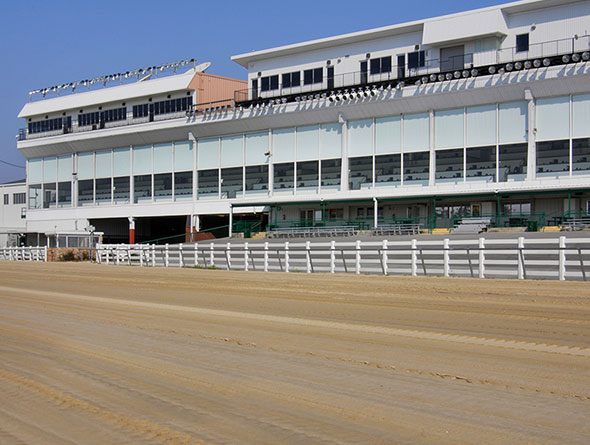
573, 138, 590, 175
375, 154, 401, 186
77, 152, 94, 180
133, 145, 152, 175
348, 119, 373, 157
113, 176, 130, 204
499, 143, 527, 181
573, 94, 590, 138
43, 183, 56, 208
154, 173, 172, 200
375, 116, 401, 154
113, 148, 130, 177
221, 135, 243, 168
536, 96, 569, 141
95, 178, 112, 204
58, 182, 71, 207
43, 157, 57, 183
403, 113, 430, 152
78, 179, 94, 206
197, 138, 219, 170
297, 160, 318, 191
28, 159, 43, 184
349, 156, 372, 190
273, 162, 294, 191
466, 105, 496, 147
153, 143, 173, 173
245, 165, 268, 195
57, 155, 72, 182
174, 171, 192, 199
296, 125, 319, 161
537, 139, 569, 177
95, 150, 112, 178
28, 185, 42, 209
320, 123, 341, 159
221, 167, 243, 199
174, 141, 194, 171
466, 146, 496, 182
435, 149, 464, 183
499, 101, 527, 144
321, 159, 341, 190
404, 152, 429, 185
133, 175, 152, 203
245, 132, 269, 165
198, 169, 219, 198
435, 109, 464, 149
273, 128, 295, 163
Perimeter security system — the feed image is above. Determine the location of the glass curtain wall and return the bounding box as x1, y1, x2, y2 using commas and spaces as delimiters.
349, 157, 372, 190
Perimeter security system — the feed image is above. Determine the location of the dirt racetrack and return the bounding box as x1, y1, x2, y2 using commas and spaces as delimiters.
0, 261, 589, 444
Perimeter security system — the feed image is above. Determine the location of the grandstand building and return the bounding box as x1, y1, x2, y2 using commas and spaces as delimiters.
15, 0, 590, 244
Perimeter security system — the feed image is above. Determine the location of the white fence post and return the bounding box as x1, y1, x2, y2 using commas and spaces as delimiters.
165, 243, 170, 267
179, 244, 184, 267
306, 241, 312, 273
517, 237, 525, 279
194, 243, 198, 267
355, 240, 361, 275
330, 241, 336, 274
285, 241, 289, 273
244, 242, 249, 271
140, 246, 144, 267
264, 241, 269, 272
478, 237, 485, 279
559, 236, 566, 281
382, 239, 388, 276
44, 245, 48, 262
152, 245, 156, 267
210, 243, 215, 268
226, 242, 232, 270
411, 239, 418, 276
116, 246, 120, 265
443, 238, 450, 277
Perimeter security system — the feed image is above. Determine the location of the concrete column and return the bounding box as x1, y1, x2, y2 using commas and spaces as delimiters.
373, 197, 378, 228
229, 205, 233, 237
525, 88, 536, 181
429, 109, 436, 186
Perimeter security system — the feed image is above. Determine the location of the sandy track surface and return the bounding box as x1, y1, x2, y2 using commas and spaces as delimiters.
0, 262, 589, 444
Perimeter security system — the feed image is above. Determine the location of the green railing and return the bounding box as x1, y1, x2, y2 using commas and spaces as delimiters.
268, 216, 434, 232
232, 220, 264, 238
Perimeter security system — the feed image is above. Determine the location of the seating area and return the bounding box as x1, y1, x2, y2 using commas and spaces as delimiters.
268, 226, 357, 238
452, 217, 492, 234
371, 224, 421, 236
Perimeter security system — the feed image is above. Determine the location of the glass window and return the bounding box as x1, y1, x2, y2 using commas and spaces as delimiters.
95, 150, 112, 178
245, 132, 269, 165
349, 156, 372, 190
370, 56, 392, 75
297, 161, 318, 191
113, 176, 130, 204
28, 159, 43, 184
274, 162, 294, 191
153, 143, 173, 173
466, 105, 496, 147
261, 75, 279, 92
174, 171, 192, 199
43, 157, 57, 183
77, 152, 94, 180
221, 167, 242, 199
435, 108, 464, 149
133, 146, 152, 175
407, 51, 425, 69
303, 68, 323, 85
273, 128, 295, 163
221, 135, 243, 168
57, 182, 71, 207
282, 71, 300, 89
348, 119, 373, 157
78, 179, 94, 206
198, 138, 219, 170
436, 149, 464, 183
321, 159, 341, 190
466, 146, 496, 182
375, 154, 401, 186
28, 185, 42, 209
43, 183, 56, 208
404, 152, 430, 185
320, 123, 341, 159
198, 169, 219, 198
499, 143, 527, 182
403, 113, 430, 152
516, 33, 529, 52
573, 138, 590, 175
537, 139, 569, 177
57, 155, 72, 182
296, 125, 319, 161
134, 175, 152, 203
95, 178, 112, 204
245, 165, 268, 195
113, 148, 130, 177
154, 173, 172, 200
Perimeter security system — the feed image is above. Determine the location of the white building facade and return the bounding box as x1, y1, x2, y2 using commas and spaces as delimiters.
16, 0, 590, 243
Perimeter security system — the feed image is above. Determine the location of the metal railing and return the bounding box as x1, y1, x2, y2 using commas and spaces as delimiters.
96, 235, 590, 281
0, 246, 47, 261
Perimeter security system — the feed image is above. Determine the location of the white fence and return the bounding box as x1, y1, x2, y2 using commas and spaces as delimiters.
0, 246, 48, 262
96, 237, 590, 281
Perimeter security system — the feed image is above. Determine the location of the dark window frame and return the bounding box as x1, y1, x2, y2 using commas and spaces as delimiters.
516, 33, 529, 52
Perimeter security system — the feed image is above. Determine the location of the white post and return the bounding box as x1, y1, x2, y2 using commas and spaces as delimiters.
285, 241, 289, 273
226, 242, 232, 270
443, 238, 450, 278
152, 245, 156, 267
517, 237, 525, 279
179, 243, 184, 267
382, 239, 388, 276
373, 197, 378, 229
306, 241, 311, 273
330, 240, 336, 274
356, 240, 361, 274
194, 243, 198, 267
478, 237, 485, 279
264, 242, 269, 272
411, 239, 418, 276
165, 243, 169, 267
116, 246, 120, 265
140, 246, 144, 267
210, 242, 215, 267
559, 236, 566, 281
44, 245, 48, 262
244, 242, 249, 271
228, 205, 233, 238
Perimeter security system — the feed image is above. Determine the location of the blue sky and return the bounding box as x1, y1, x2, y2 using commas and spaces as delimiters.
0, 0, 509, 183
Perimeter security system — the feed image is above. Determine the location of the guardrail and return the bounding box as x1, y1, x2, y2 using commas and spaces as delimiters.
0, 246, 47, 262
96, 236, 590, 281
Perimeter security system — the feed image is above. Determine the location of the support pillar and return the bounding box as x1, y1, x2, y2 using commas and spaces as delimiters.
229, 205, 233, 237
128, 217, 135, 244
373, 197, 378, 228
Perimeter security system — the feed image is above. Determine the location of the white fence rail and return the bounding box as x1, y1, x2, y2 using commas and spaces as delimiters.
96, 236, 590, 281
0, 246, 48, 262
